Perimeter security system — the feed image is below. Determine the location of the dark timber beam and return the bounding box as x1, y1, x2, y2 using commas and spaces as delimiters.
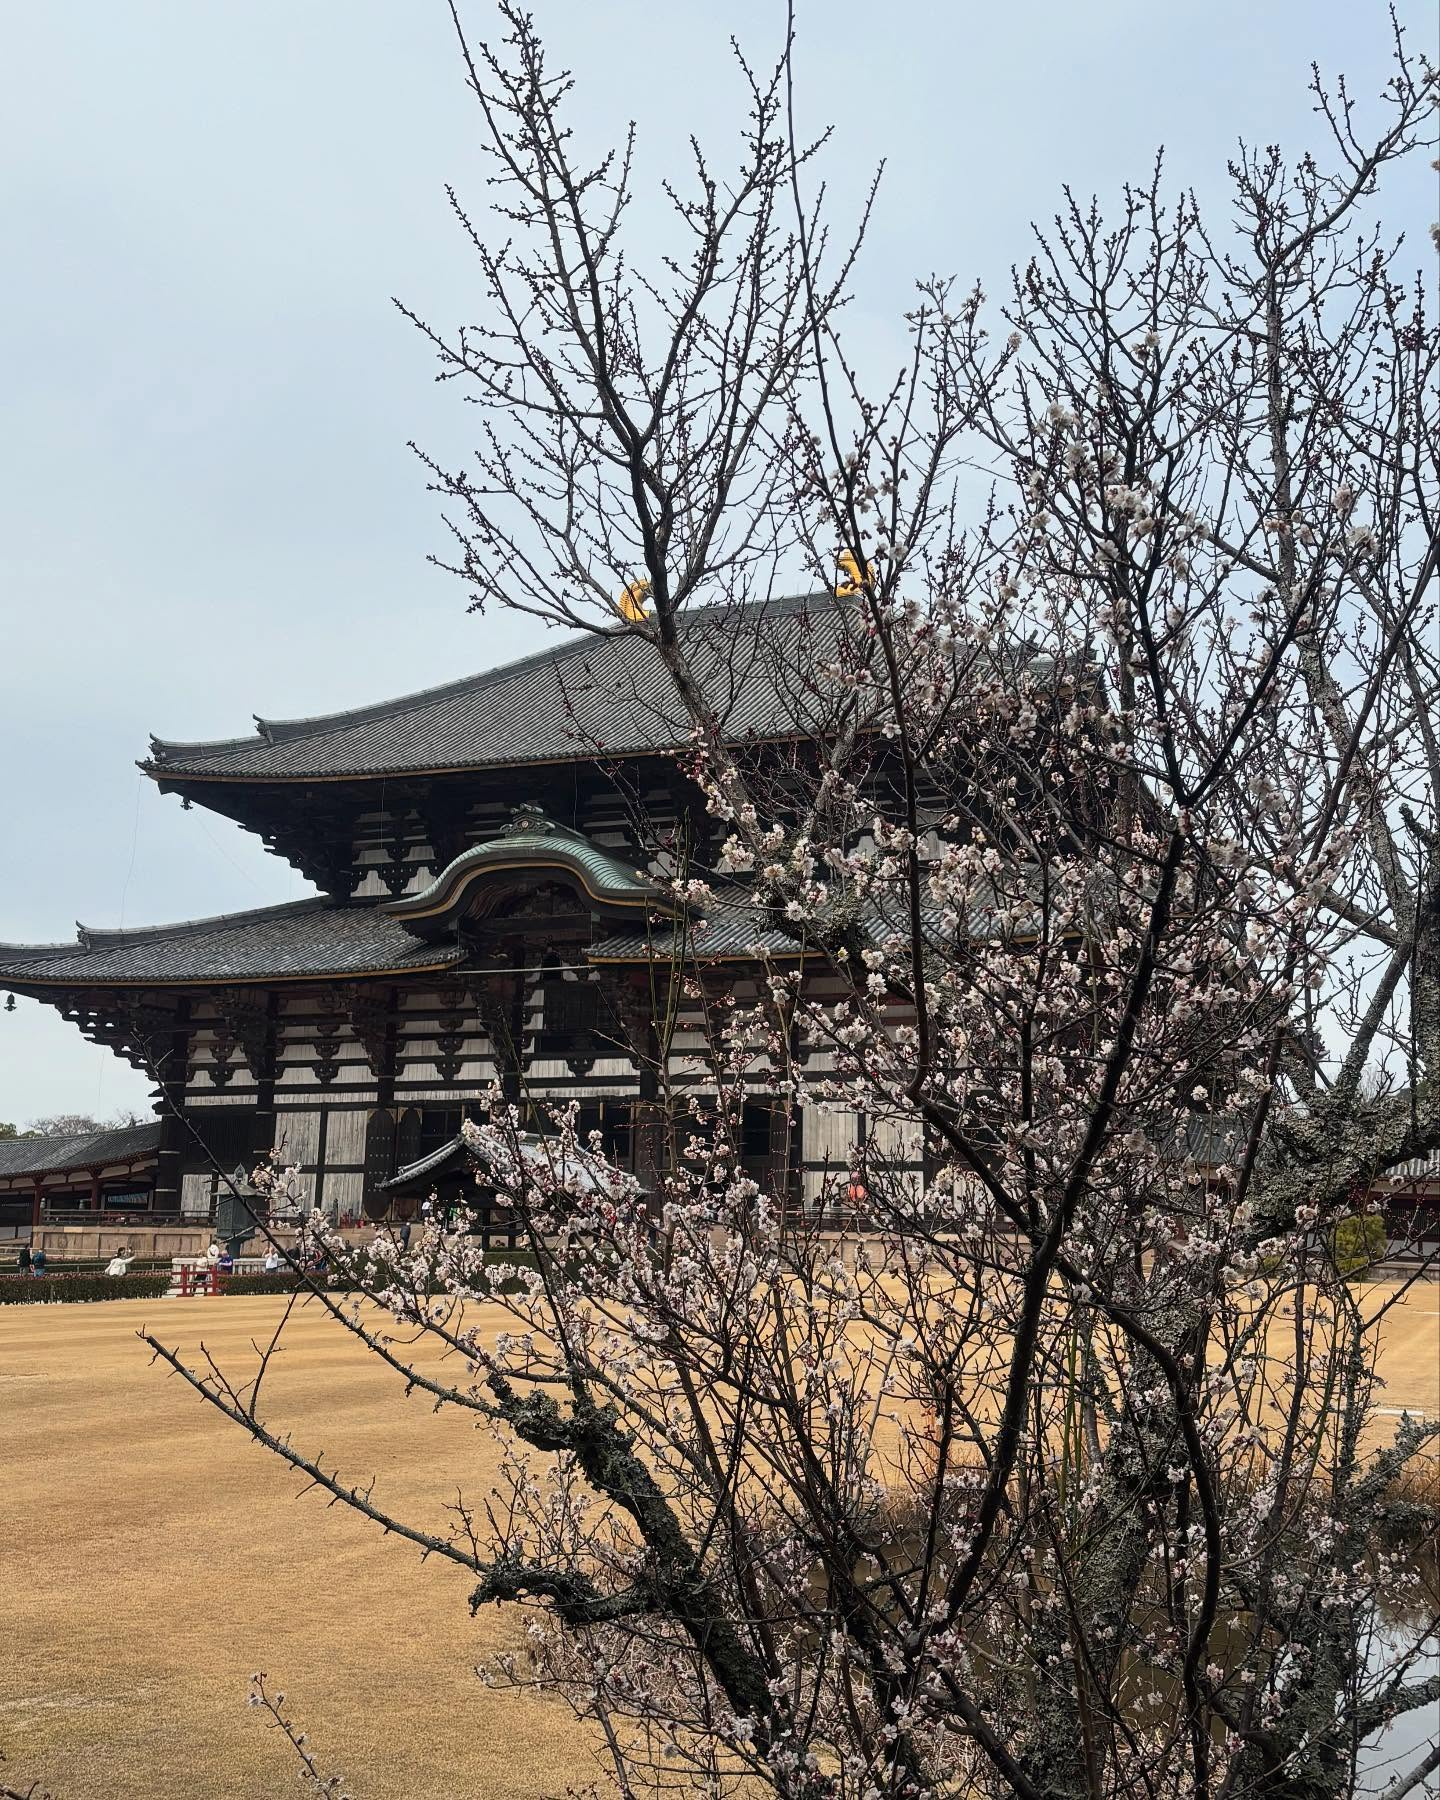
152, 996, 192, 1216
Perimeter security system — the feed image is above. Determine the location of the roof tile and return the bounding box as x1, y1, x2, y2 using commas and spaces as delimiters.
0, 900, 464, 987
147, 592, 852, 782
0, 1122, 160, 1179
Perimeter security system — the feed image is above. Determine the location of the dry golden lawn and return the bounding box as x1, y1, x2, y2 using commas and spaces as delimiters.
0, 1282, 1435, 1799
1348, 1278, 1440, 1427
1, 1293, 596, 1800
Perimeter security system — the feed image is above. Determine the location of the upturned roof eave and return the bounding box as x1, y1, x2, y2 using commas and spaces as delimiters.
142, 621, 638, 768
0, 897, 338, 965
139, 589, 842, 782
138, 729, 823, 788
0, 957, 467, 991
0, 897, 469, 990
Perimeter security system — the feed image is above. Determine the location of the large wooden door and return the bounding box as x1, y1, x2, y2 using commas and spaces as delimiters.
361, 1109, 396, 1219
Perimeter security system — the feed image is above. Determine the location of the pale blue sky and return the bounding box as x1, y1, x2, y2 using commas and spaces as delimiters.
1, 0, 1432, 1123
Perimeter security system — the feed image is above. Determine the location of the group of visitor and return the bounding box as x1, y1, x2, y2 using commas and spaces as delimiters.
196, 1241, 325, 1280
11, 1234, 329, 1285
14, 1242, 140, 1277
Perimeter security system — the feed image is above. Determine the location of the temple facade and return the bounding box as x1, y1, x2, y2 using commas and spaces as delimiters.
0, 594, 898, 1229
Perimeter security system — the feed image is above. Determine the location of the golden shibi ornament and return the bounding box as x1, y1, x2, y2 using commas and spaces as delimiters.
834, 550, 875, 596
616, 580, 651, 622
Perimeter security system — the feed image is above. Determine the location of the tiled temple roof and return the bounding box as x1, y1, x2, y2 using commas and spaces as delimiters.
145, 592, 853, 783
0, 899, 464, 988
588, 876, 1038, 962
588, 906, 807, 963
0, 1122, 160, 1179
0, 821, 1051, 993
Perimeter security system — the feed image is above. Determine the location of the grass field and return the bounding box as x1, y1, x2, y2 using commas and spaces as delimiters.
2, 1294, 596, 1800
2, 1284, 1437, 1799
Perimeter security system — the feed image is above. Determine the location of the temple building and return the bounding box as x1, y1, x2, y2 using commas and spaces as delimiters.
0, 593, 893, 1231
0, 1123, 159, 1240
7, 588, 1437, 1257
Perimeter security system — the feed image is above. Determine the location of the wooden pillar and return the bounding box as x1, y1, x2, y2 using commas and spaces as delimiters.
152, 997, 192, 1217
601, 972, 667, 1211
769, 1103, 800, 1224
633, 1100, 665, 1210
476, 973, 524, 1105
89, 1171, 101, 1212
633, 1027, 664, 1201
348, 984, 398, 1221
31, 1177, 43, 1229
376, 1003, 397, 1110
250, 991, 280, 1171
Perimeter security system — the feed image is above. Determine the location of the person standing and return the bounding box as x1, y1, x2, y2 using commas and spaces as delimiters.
30, 1246, 46, 1277
17, 1242, 31, 1274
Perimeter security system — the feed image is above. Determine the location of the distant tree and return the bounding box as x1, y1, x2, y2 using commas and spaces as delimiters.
23, 1114, 106, 1138
23, 1111, 143, 1138
0, 1122, 17, 1140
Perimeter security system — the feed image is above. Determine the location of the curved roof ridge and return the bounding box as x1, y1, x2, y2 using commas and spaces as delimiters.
145, 590, 836, 768
145, 730, 258, 762
71, 896, 336, 953
0, 938, 86, 961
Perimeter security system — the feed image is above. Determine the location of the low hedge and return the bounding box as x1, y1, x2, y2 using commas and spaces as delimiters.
219, 1272, 344, 1295
0, 1273, 171, 1305
219, 1251, 542, 1297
